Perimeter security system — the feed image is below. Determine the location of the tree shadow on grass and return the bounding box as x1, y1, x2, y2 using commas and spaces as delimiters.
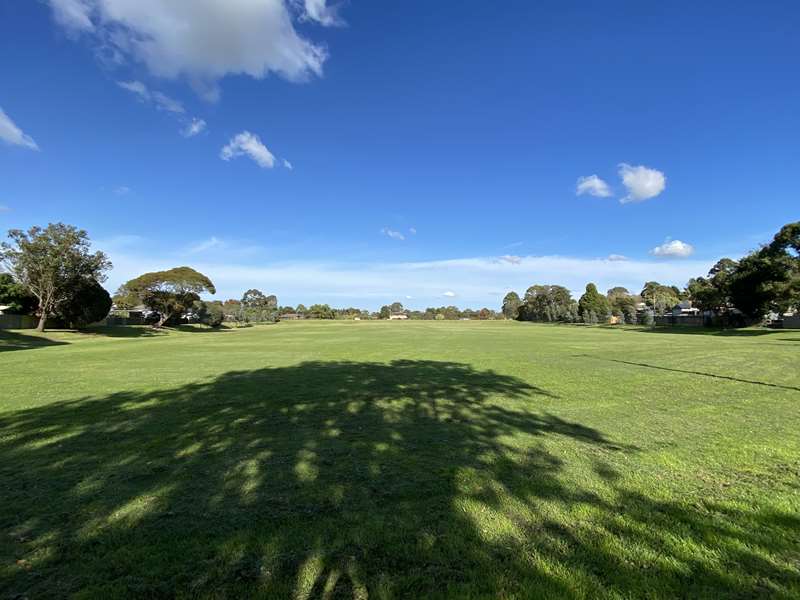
0, 330, 68, 353
0, 360, 797, 598
631, 327, 781, 337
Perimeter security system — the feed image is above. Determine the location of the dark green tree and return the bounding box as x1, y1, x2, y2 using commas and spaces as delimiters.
117, 267, 216, 328
0, 223, 111, 331
0, 272, 37, 315
578, 283, 610, 324
502, 291, 521, 320
57, 278, 112, 328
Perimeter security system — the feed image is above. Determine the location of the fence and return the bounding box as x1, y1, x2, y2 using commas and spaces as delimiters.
654, 315, 705, 327
0, 314, 39, 329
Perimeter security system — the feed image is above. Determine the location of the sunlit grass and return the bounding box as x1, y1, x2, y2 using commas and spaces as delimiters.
0, 321, 798, 598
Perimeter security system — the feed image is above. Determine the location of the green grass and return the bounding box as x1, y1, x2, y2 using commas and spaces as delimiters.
1, 321, 798, 599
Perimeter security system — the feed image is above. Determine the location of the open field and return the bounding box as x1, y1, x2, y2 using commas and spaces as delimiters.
1, 321, 799, 598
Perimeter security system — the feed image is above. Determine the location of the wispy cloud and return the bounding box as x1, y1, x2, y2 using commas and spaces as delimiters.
0, 107, 39, 150
118, 80, 185, 114
282, 158, 293, 170
381, 228, 405, 241
618, 163, 666, 203
497, 255, 522, 265
606, 254, 628, 261
113, 186, 131, 196
442, 291, 457, 298
181, 118, 207, 138
576, 174, 612, 198
650, 239, 694, 258
301, 0, 345, 26
188, 236, 227, 254
409, 227, 417, 235
220, 131, 276, 168
0, 205, 10, 213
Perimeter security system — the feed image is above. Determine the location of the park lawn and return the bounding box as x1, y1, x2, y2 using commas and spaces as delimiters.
0, 321, 798, 599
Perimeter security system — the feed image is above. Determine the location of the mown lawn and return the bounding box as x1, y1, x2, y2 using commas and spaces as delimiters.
1, 321, 798, 599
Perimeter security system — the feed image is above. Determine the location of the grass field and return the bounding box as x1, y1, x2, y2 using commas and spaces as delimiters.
1, 321, 799, 599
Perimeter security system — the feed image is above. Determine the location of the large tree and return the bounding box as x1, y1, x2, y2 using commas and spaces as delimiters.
241, 288, 279, 323
501, 291, 521, 320
686, 258, 738, 313
521, 285, 577, 322
0, 223, 111, 331
578, 283, 611, 323
640, 281, 680, 315
57, 278, 112, 329
728, 222, 800, 317
117, 267, 216, 328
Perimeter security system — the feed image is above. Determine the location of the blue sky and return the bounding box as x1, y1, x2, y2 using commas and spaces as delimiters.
1, 1, 798, 308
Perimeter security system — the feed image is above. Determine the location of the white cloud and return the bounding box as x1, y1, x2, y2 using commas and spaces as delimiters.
118, 80, 185, 114
113, 186, 131, 196
409, 227, 417, 235
442, 291, 456, 298
650, 239, 694, 258
576, 174, 612, 198
181, 118, 207, 138
618, 163, 666, 203
606, 254, 628, 261
282, 158, 293, 170
381, 228, 405, 241
497, 255, 522, 265
188, 236, 226, 253
0, 107, 39, 150
220, 131, 276, 168
100, 250, 716, 310
300, 0, 344, 26
49, 0, 333, 99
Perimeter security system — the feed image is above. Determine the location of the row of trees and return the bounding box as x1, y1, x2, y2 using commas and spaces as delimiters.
501, 221, 799, 326
2, 220, 796, 332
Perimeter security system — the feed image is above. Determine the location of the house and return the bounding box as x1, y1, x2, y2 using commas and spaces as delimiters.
279, 313, 304, 320
0, 305, 11, 315
389, 313, 408, 320
671, 300, 700, 317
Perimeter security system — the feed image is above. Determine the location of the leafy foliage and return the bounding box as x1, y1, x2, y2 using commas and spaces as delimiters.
518, 285, 578, 322
502, 291, 522, 320
118, 266, 216, 327
0, 223, 111, 331
578, 283, 610, 323
56, 278, 112, 328
0, 273, 37, 315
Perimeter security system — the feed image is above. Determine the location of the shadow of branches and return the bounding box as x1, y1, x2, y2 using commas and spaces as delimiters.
0, 360, 797, 598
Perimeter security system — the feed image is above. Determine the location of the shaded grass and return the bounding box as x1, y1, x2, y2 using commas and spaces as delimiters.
0, 321, 798, 598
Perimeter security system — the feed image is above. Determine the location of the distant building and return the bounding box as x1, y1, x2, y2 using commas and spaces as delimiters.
280, 313, 303, 320
389, 313, 408, 320
0, 305, 11, 315
671, 300, 700, 317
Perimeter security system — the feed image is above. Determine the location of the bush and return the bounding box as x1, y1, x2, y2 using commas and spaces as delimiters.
640, 310, 654, 327
57, 278, 112, 328
194, 301, 225, 328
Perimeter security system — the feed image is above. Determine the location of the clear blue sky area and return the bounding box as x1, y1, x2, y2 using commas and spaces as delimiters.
2, 1, 798, 308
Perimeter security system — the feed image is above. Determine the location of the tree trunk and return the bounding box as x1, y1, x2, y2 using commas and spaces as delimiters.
154, 312, 171, 328
36, 312, 47, 332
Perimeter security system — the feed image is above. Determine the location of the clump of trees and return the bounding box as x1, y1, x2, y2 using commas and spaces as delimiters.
116, 266, 216, 328
519, 285, 579, 322
1, 223, 111, 331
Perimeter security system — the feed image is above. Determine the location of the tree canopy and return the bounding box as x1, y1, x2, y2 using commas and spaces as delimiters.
0, 273, 37, 315
0, 223, 111, 331
57, 278, 112, 329
118, 266, 216, 328
578, 283, 610, 323
501, 291, 522, 320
